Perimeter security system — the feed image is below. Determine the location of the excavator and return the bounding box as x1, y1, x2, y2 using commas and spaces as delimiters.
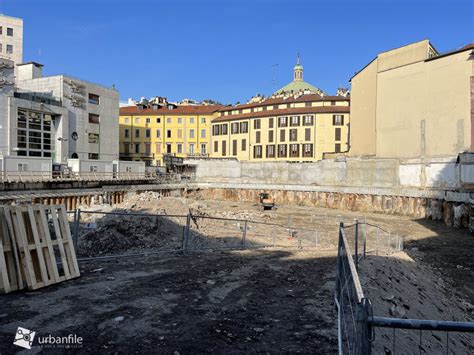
259, 192, 277, 211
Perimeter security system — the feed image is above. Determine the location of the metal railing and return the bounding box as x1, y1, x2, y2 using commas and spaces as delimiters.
0, 171, 195, 183
335, 221, 474, 354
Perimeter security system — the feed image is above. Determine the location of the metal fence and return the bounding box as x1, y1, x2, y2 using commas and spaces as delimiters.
69, 209, 338, 260
335, 221, 474, 354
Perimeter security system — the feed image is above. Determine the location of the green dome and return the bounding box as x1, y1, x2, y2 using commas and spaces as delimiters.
274, 80, 321, 95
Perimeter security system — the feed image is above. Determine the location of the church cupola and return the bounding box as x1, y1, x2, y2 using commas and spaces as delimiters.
293, 53, 303, 82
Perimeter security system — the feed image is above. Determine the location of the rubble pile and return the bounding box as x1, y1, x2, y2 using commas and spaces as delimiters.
78, 214, 184, 257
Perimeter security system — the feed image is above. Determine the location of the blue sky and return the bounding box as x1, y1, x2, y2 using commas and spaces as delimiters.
1, 0, 473, 104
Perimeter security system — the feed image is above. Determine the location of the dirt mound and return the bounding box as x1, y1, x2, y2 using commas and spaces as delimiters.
77, 214, 185, 257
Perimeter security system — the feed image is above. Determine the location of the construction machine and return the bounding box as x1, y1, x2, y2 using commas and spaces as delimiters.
259, 192, 277, 211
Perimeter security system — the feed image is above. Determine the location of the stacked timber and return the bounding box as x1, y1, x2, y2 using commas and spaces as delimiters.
0, 204, 80, 294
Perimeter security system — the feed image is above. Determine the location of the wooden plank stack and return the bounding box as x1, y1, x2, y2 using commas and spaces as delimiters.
0, 204, 80, 294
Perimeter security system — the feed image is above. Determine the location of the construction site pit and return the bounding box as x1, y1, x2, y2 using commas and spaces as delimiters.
1, 191, 473, 353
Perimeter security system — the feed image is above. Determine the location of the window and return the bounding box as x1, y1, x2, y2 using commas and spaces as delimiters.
222, 141, 227, 156
177, 129, 183, 139
335, 143, 341, 153
201, 143, 206, 154
201, 129, 206, 139
290, 129, 297, 141
88, 133, 99, 144
125, 167, 132, 173
124, 117, 130, 124
279, 116, 288, 127
287, 103, 291, 108
290, 116, 300, 126
166, 143, 172, 154
145, 142, 151, 154
269, 130, 274, 143
124, 129, 129, 138
201, 117, 206, 124
189, 129, 195, 138
241, 139, 247, 151
232, 140, 237, 155
124, 143, 130, 154
333, 115, 344, 126
146, 129, 151, 138
167, 130, 172, 138
222, 124, 228, 135
6, 44, 13, 54
0, 27, 2, 35
256, 131, 261, 143
189, 143, 195, 154
305, 128, 311, 141
89, 153, 99, 160
214, 141, 219, 153
89, 114, 100, 124
156, 118, 161, 124
240, 122, 248, 133
135, 129, 140, 138
231, 122, 239, 134
303, 115, 314, 126
253, 145, 262, 159
155, 143, 161, 154
331, 101, 336, 106
190, 117, 195, 124
335, 128, 341, 141
135, 143, 140, 153
213, 125, 219, 136
305, 102, 312, 107
7, 27, 13, 36
135, 117, 140, 124
266, 145, 275, 158
290, 144, 300, 158
17, 163, 28, 172
280, 130, 286, 142
278, 144, 287, 158
269, 118, 274, 129
303, 144, 313, 157
254, 119, 261, 129
177, 143, 183, 154
146, 118, 151, 124
88, 93, 100, 105
178, 117, 183, 124
89, 165, 98, 172
156, 129, 161, 138
167, 117, 171, 124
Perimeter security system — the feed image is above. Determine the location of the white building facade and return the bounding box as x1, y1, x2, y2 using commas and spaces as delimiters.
0, 14, 23, 65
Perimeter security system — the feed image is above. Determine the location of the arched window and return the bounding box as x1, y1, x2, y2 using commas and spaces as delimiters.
71, 153, 78, 159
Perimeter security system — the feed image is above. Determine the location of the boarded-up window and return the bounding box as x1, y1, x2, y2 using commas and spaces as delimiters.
335, 143, 341, 153
232, 140, 237, 155
214, 141, 218, 153
305, 128, 311, 141
242, 139, 247, 151
256, 131, 261, 143
269, 117, 274, 129
335, 128, 341, 141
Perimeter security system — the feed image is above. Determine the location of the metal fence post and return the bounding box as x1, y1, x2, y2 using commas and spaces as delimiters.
356, 298, 372, 355
242, 220, 247, 249
355, 219, 359, 271
73, 208, 81, 250
183, 213, 191, 254
363, 219, 367, 258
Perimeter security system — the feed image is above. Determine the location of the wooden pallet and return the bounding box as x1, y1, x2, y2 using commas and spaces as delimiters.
0, 204, 80, 293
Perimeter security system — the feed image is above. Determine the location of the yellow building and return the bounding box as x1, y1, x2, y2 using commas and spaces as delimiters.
119, 104, 220, 166
211, 57, 350, 161
349, 40, 474, 158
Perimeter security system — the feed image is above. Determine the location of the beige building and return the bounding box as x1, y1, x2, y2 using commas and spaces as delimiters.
0, 14, 23, 65
349, 39, 474, 158
211, 57, 350, 161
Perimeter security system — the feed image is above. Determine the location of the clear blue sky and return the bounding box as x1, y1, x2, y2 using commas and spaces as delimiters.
1, 0, 473, 104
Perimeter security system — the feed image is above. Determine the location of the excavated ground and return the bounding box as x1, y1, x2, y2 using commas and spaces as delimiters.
0, 193, 473, 353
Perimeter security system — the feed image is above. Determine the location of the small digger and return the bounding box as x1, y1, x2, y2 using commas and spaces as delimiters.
259, 192, 277, 211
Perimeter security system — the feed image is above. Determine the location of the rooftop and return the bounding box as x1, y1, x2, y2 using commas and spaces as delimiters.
120, 105, 222, 116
